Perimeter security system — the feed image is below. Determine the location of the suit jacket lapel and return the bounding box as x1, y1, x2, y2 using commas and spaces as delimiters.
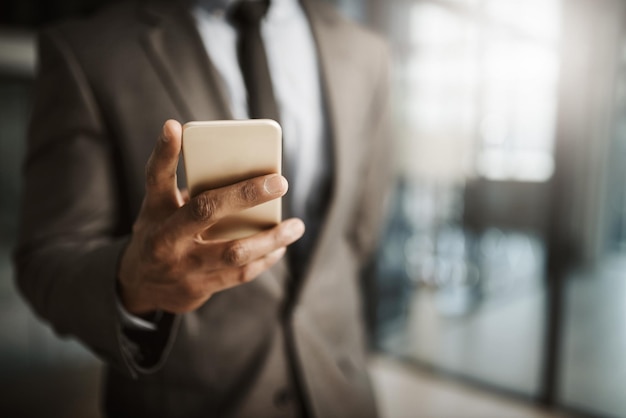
296, 0, 361, 287
138, 1, 232, 122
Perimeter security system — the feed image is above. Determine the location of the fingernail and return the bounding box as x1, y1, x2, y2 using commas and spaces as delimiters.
264, 175, 286, 195
161, 122, 169, 142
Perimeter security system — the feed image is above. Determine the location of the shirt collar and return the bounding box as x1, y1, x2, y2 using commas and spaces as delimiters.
195, 0, 296, 22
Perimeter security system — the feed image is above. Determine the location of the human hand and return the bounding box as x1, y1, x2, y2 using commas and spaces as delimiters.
117, 120, 304, 315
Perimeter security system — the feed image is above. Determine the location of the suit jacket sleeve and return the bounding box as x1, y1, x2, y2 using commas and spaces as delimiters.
13, 28, 178, 378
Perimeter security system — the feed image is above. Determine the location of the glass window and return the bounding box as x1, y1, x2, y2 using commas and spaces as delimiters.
376, 0, 562, 397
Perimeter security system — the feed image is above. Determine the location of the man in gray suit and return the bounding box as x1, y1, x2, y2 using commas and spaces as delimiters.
15, 0, 392, 416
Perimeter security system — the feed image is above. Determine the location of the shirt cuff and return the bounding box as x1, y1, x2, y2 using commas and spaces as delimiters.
115, 295, 162, 332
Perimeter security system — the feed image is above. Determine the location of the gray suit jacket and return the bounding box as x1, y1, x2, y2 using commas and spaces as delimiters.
14, 1, 392, 417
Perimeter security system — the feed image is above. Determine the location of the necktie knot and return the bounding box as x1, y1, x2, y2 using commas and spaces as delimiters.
230, 0, 270, 28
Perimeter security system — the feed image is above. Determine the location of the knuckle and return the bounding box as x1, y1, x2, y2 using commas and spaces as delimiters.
145, 162, 158, 188
215, 273, 229, 289
154, 133, 170, 157
144, 234, 168, 262
224, 242, 249, 267
238, 267, 250, 284
239, 181, 259, 203
186, 252, 203, 270
180, 280, 204, 300
191, 194, 218, 222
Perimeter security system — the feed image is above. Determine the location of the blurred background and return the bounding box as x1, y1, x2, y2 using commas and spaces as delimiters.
1, 0, 625, 417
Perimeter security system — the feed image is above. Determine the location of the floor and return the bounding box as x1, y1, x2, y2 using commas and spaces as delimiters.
370, 356, 563, 418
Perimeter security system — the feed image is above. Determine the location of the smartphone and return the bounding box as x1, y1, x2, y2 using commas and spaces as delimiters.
182, 119, 282, 241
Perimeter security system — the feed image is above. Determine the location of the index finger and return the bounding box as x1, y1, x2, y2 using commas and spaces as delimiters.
163, 174, 288, 240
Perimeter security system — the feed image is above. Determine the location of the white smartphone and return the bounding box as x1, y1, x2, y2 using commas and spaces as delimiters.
182, 119, 282, 241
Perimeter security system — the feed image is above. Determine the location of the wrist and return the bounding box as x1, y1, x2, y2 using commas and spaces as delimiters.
117, 242, 157, 316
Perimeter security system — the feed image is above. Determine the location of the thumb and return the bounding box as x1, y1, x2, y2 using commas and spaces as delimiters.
144, 119, 182, 204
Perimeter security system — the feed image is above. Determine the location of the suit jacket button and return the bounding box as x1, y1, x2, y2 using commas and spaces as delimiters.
273, 388, 293, 408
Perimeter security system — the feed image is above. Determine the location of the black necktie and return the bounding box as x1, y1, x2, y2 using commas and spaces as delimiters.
229, 0, 280, 122
230, 0, 291, 208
